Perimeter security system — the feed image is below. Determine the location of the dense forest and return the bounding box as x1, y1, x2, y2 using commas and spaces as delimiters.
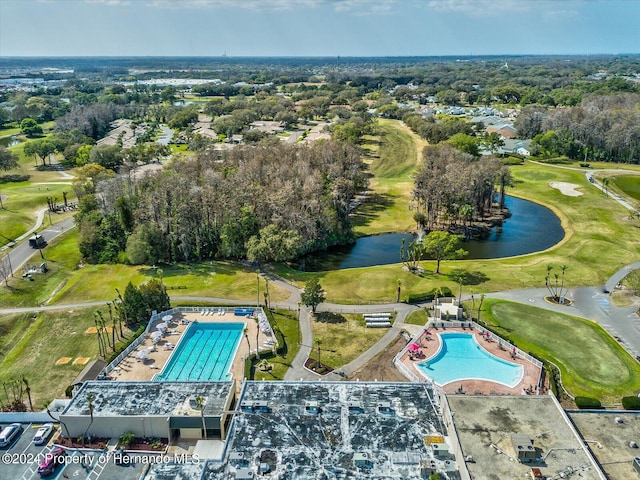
411, 145, 510, 236
75, 140, 367, 264
2, 55, 640, 265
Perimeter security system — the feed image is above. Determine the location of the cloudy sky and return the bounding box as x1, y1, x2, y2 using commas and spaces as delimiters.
1, 0, 638, 57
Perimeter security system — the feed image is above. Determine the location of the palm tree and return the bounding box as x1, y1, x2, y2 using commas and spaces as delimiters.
559, 265, 568, 302
44, 400, 71, 441
476, 294, 485, 324
459, 203, 473, 240
254, 317, 260, 360
82, 393, 96, 446
195, 395, 207, 439
94, 315, 105, 358
602, 177, 610, 197
22, 376, 33, 412
315, 338, 322, 369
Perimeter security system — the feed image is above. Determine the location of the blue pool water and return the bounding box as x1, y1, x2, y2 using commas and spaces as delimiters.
416, 333, 523, 387
154, 322, 244, 382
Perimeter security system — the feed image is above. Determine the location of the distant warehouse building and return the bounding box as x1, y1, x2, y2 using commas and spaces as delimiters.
60, 381, 235, 440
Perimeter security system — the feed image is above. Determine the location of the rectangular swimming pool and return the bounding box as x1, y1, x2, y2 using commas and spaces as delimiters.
154, 322, 244, 382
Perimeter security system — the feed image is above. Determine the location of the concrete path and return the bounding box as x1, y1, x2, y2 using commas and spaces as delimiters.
486, 284, 640, 361
2, 189, 640, 379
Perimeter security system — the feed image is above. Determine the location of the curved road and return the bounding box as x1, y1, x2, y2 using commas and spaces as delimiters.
2, 260, 639, 380
2, 164, 640, 379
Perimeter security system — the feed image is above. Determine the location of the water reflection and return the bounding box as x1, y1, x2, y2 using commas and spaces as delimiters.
295, 195, 563, 271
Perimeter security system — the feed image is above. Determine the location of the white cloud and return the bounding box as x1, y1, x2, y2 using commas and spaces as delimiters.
427, 0, 583, 17
110, 0, 399, 12
84, 0, 131, 5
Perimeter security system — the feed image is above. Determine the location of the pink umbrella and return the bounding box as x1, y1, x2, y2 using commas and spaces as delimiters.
408, 343, 420, 352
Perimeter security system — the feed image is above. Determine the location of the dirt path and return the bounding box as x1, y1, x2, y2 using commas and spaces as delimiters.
345, 334, 408, 382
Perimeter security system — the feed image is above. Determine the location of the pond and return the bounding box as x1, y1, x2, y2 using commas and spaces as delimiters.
295, 195, 564, 271
0, 136, 21, 148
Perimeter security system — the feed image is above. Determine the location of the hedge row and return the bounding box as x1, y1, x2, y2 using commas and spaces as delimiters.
0, 174, 30, 183
574, 396, 603, 409
622, 395, 640, 410
405, 286, 453, 304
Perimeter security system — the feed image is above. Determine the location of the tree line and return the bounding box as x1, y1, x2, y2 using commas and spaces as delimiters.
517, 93, 640, 163
411, 144, 511, 235
74, 140, 367, 265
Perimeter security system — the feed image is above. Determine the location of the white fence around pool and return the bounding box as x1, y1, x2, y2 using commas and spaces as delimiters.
101, 306, 264, 377
393, 320, 543, 384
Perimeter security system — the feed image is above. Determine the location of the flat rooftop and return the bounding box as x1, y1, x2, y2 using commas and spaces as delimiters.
447, 395, 604, 480
568, 410, 640, 480
219, 381, 458, 479
63, 381, 234, 417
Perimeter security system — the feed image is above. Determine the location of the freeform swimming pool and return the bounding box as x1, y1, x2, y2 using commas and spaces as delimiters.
416, 332, 523, 388
154, 322, 243, 382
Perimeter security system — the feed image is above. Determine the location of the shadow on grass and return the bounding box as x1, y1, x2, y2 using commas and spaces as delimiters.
314, 312, 347, 324
448, 268, 490, 286
138, 261, 245, 279
350, 192, 396, 229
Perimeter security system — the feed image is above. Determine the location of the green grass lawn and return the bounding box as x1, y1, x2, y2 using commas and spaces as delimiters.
0, 229, 83, 308
52, 260, 290, 305
0, 132, 77, 247
274, 159, 640, 304
0, 306, 132, 408
0, 181, 75, 247
310, 312, 390, 368
483, 299, 640, 404
253, 309, 301, 380
351, 119, 422, 236
405, 309, 428, 326
612, 175, 640, 202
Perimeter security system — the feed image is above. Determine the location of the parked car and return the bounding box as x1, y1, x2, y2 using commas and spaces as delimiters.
0, 423, 22, 448
33, 423, 54, 445
37, 447, 65, 477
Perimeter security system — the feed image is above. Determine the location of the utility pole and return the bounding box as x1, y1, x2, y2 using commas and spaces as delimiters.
7, 252, 13, 277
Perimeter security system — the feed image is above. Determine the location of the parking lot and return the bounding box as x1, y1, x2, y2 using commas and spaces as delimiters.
0, 423, 146, 480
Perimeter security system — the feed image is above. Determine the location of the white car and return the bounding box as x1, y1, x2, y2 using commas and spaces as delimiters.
33, 423, 54, 445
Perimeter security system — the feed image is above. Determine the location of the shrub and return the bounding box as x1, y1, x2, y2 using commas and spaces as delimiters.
574, 396, 602, 409
64, 385, 74, 398
622, 395, 640, 410
406, 286, 453, 304
0, 174, 30, 183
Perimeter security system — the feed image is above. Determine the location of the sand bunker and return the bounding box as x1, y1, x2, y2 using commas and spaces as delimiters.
550, 182, 582, 196
73, 357, 90, 365
55, 357, 72, 365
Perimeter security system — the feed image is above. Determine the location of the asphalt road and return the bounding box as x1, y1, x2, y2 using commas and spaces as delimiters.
3, 217, 76, 279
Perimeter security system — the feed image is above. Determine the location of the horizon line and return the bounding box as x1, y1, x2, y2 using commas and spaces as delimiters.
1, 53, 638, 59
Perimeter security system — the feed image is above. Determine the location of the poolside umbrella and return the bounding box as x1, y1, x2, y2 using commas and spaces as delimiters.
408, 343, 420, 352
150, 331, 163, 341
136, 349, 149, 360
156, 322, 168, 331
162, 314, 173, 322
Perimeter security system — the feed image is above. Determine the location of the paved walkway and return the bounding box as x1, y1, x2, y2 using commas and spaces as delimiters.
2, 190, 640, 380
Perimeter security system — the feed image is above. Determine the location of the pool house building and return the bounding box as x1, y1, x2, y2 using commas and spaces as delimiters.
61, 381, 236, 440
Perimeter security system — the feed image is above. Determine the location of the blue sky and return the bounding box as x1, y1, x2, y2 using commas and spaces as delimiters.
1, 0, 639, 57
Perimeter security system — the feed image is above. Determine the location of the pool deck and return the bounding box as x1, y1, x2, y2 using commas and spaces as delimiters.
111, 309, 275, 384
400, 326, 545, 395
